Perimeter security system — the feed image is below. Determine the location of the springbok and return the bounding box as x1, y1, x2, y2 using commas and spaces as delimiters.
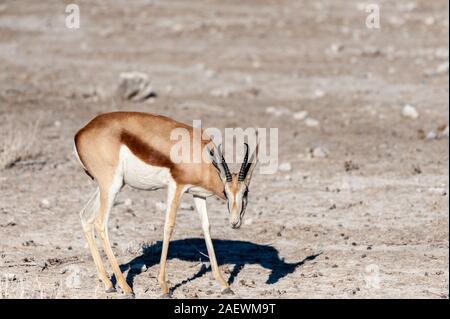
74, 112, 258, 298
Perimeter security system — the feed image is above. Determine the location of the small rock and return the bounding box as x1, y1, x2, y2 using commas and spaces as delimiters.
362, 46, 382, 57
130, 263, 147, 273
244, 218, 253, 226
330, 43, 344, 53
278, 162, 292, 172
252, 60, 261, 68
116, 72, 155, 101
124, 198, 133, 206
436, 61, 449, 75
311, 146, 329, 158
305, 117, 320, 127
266, 106, 290, 117
344, 160, 360, 172
424, 16, 435, 26
402, 105, 419, 119
435, 48, 449, 60
313, 89, 325, 98
401, 2, 417, 12
40, 198, 51, 208
293, 111, 308, 120
426, 131, 437, 140
412, 165, 422, 175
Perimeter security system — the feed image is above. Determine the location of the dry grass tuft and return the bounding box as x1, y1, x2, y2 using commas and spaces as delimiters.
0, 120, 41, 170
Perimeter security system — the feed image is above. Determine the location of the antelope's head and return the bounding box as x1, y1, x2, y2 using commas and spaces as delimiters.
209, 143, 258, 229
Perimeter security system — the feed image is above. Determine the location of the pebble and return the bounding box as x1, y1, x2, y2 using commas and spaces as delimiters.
402, 105, 419, 119
305, 117, 320, 127
330, 43, 344, 53
278, 162, 292, 172
266, 106, 290, 117
124, 198, 133, 206
293, 111, 308, 120
426, 131, 437, 140
40, 198, 51, 208
436, 61, 449, 75
426, 61, 450, 76
311, 146, 329, 158
425, 126, 448, 140
435, 48, 449, 60
424, 16, 435, 26
131, 263, 147, 273
117, 71, 154, 102
252, 60, 261, 68
313, 89, 325, 99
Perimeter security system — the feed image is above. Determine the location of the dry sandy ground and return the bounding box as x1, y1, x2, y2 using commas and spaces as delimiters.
0, 0, 448, 299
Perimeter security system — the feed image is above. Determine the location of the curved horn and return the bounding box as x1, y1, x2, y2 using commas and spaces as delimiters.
238, 143, 249, 181
218, 144, 232, 182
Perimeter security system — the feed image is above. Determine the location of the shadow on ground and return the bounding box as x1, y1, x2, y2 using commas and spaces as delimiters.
115, 238, 321, 293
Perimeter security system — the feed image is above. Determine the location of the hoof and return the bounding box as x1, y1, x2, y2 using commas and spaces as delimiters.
105, 287, 116, 293
123, 293, 136, 299
221, 287, 235, 295
160, 293, 172, 299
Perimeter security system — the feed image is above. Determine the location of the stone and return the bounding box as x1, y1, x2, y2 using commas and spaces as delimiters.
305, 117, 320, 127
402, 105, 419, 119
278, 162, 292, 172
117, 72, 155, 101
293, 111, 308, 120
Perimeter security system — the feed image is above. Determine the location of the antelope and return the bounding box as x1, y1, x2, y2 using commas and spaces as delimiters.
74, 111, 258, 298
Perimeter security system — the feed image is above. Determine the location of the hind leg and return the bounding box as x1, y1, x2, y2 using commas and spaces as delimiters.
80, 189, 115, 292
94, 173, 134, 297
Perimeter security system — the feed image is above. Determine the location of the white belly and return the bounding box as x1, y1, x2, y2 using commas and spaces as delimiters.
120, 145, 172, 190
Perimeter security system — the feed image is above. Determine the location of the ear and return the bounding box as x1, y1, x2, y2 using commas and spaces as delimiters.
207, 144, 229, 183
244, 142, 259, 186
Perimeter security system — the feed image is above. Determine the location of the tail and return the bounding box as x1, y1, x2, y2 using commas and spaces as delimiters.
73, 137, 94, 180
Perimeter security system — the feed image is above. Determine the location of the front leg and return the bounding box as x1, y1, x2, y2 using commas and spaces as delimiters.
158, 183, 184, 297
193, 196, 233, 294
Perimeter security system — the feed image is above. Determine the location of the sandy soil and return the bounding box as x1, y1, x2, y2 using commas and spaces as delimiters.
0, 0, 448, 299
